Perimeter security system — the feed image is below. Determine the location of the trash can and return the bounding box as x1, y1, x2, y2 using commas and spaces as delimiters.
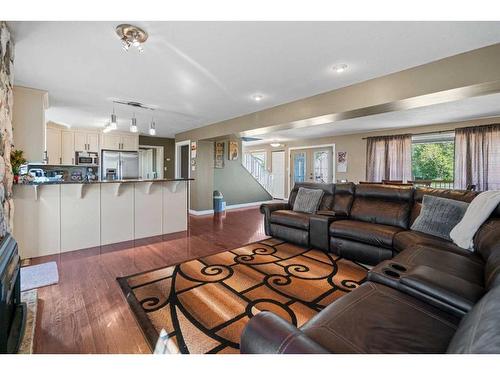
213, 190, 226, 213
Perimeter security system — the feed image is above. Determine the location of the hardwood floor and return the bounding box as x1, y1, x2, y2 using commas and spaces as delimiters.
29, 207, 266, 353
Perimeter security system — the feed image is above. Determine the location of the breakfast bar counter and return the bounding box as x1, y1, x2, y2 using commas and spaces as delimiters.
13, 179, 192, 259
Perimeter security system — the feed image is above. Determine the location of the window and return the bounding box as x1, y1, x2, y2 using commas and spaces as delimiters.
411, 132, 455, 188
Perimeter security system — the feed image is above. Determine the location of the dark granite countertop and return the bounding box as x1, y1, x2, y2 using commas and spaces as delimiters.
16, 178, 194, 186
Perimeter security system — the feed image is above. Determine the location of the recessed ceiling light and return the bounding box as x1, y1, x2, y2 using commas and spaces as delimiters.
332, 64, 348, 73
252, 94, 264, 102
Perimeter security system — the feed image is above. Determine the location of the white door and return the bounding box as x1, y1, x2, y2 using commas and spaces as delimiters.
139, 149, 154, 179
61, 131, 75, 165
46, 127, 61, 164
271, 151, 285, 199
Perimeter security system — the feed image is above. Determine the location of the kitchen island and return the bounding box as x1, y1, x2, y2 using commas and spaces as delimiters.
13, 178, 192, 259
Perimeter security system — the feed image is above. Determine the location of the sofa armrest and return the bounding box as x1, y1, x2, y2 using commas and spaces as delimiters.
309, 213, 345, 251
240, 311, 329, 354
260, 202, 290, 236
260, 202, 290, 215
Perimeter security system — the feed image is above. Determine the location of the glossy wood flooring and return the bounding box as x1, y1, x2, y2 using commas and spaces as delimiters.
29, 208, 266, 353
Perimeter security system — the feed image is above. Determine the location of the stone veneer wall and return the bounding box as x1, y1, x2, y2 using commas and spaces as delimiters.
0, 22, 15, 237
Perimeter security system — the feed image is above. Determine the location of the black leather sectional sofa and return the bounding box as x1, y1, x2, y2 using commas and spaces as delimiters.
241, 182, 500, 354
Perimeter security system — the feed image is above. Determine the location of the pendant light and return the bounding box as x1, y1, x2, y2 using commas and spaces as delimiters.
149, 118, 156, 136
110, 107, 117, 130
130, 113, 138, 133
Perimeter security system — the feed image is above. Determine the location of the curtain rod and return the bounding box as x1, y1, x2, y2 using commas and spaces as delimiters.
361, 129, 455, 140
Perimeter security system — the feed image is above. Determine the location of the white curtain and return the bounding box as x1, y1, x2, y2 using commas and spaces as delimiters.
455, 124, 500, 191
366, 134, 412, 182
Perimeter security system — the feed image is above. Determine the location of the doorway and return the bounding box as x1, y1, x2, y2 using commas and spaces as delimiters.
175, 140, 191, 179
138, 145, 164, 179
271, 150, 285, 199
290, 146, 334, 186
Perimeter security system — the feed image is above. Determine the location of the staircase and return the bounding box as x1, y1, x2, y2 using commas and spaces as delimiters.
243, 153, 274, 197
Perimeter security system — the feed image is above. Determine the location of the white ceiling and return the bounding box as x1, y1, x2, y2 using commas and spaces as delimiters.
9, 21, 500, 138
243, 92, 500, 145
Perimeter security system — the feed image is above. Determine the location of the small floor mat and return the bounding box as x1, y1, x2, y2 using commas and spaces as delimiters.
21, 262, 59, 292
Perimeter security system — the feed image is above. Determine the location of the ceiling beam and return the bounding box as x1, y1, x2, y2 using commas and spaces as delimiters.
175, 43, 500, 141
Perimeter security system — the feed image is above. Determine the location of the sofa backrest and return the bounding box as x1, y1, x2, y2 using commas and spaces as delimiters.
288, 182, 335, 211
447, 284, 500, 354
410, 187, 478, 225
350, 184, 414, 228
332, 183, 355, 216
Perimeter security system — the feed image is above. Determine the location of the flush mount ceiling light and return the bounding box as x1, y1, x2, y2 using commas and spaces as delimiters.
270, 142, 282, 148
332, 64, 348, 73
252, 94, 264, 102
130, 114, 138, 133
149, 118, 156, 136
116, 24, 148, 53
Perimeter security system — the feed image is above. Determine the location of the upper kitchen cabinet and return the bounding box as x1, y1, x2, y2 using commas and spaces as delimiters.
61, 130, 75, 165
74, 130, 100, 152
46, 126, 62, 164
13, 86, 49, 162
101, 132, 138, 151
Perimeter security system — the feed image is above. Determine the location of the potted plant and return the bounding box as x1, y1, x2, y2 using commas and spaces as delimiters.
10, 149, 27, 184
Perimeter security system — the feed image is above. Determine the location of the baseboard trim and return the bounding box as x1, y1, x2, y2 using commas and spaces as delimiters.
189, 200, 278, 216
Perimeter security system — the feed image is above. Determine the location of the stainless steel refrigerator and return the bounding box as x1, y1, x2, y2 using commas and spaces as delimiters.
101, 150, 139, 180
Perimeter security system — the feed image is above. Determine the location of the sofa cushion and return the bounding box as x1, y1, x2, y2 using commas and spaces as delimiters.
270, 210, 310, 230
330, 220, 404, 249
411, 195, 469, 241
333, 182, 355, 216
393, 245, 484, 286
292, 187, 324, 213
350, 184, 413, 228
302, 282, 459, 353
288, 182, 335, 211
393, 230, 472, 255
447, 285, 500, 354
410, 187, 478, 225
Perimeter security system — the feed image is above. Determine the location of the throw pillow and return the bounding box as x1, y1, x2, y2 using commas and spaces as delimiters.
293, 187, 324, 214
411, 195, 469, 241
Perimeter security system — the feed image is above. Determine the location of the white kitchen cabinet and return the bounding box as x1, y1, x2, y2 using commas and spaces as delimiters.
121, 134, 139, 151
74, 130, 100, 152
61, 130, 75, 165
101, 133, 121, 150
101, 132, 138, 151
87, 132, 100, 152
74, 131, 87, 152
46, 127, 62, 164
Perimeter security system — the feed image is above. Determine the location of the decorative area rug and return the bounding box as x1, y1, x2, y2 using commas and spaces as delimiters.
118, 238, 367, 354
19, 289, 38, 354
21, 261, 59, 292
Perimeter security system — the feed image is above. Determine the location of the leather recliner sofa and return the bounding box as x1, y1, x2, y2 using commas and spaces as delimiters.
244, 182, 500, 354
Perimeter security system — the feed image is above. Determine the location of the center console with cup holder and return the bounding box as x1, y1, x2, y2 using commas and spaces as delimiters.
367, 259, 485, 317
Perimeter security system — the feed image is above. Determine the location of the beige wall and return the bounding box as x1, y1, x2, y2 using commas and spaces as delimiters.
13, 86, 48, 162
244, 116, 500, 197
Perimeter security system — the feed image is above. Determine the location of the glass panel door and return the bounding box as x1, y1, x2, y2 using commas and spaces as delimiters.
313, 150, 329, 183
290, 147, 333, 186
291, 150, 306, 183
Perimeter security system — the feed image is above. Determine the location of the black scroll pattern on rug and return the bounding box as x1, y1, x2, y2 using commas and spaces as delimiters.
118, 239, 367, 354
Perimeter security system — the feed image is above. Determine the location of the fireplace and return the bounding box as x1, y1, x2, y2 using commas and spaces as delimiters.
0, 234, 26, 353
